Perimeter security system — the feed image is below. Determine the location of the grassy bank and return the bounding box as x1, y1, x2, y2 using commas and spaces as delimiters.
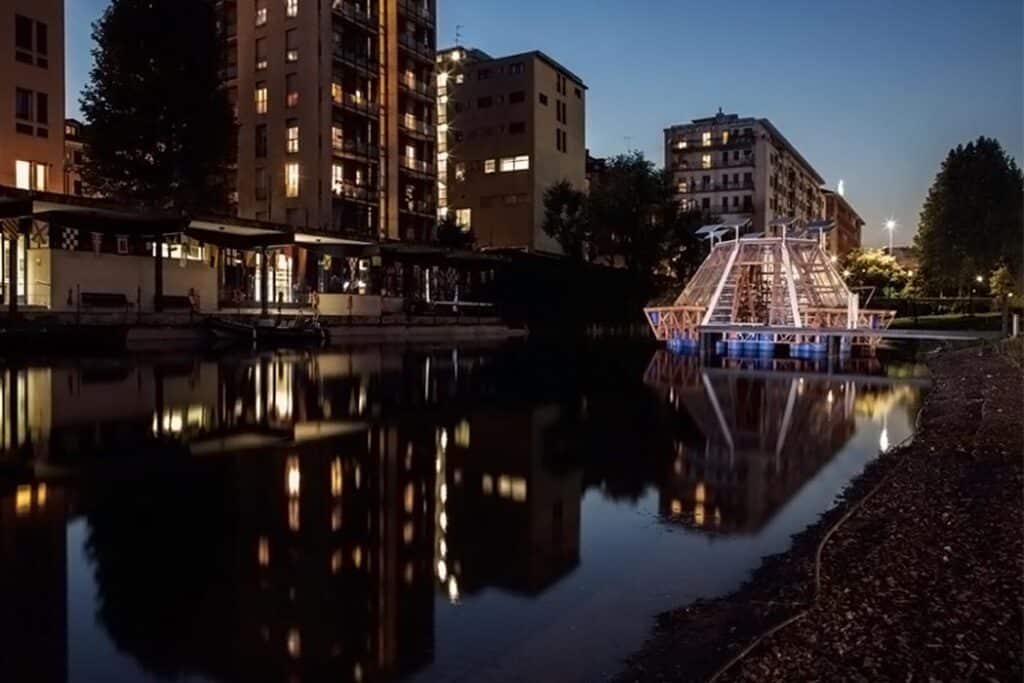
614, 340, 1023, 682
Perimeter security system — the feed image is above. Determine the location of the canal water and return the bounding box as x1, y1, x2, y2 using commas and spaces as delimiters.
0, 340, 927, 683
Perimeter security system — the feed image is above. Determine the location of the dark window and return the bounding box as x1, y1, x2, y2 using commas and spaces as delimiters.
743, 195, 752, 210
15, 15, 32, 50
15, 88, 32, 120
743, 172, 752, 185
255, 124, 268, 158
255, 168, 268, 200
477, 68, 490, 80
722, 197, 728, 210
15, 123, 33, 135
574, 87, 581, 98
509, 121, 525, 135
35, 22, 47, 55
74, 151, 84, 164
509, 90, 525, 104
702, 197, 710, 209
538, 93, 548, 106
477, 96, 492, 108
36, 126, 47, 138
35, 92, 47, 125
73, 180, 82, 195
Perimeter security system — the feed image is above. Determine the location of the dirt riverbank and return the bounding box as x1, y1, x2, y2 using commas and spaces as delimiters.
614, 341, 1023, 682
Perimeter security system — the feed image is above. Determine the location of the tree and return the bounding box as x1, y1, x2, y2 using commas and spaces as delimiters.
915, 137, 1023, 295
841, 248, 909, 297
542, 180, 591, 261
990, 264, 1020, 335
436, 214, 475, 249
80, 0, 234, 211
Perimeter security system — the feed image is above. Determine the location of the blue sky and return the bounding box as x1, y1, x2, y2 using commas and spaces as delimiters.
66, 0, 1023, 246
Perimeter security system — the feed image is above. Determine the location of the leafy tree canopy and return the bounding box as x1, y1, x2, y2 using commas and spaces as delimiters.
914, 137, 1023, 295
841, 248, 910, 297
80, 0, 235, 211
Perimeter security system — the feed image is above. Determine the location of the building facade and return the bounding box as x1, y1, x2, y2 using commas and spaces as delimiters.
821, 188, 863, 259
437, 47, 586, 254
224, 0, 437, 242
62, 118, 85, 196
1, 0, 65, 193
664, 112, 824, 232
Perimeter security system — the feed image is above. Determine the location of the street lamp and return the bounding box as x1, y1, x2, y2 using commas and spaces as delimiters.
975, 275, 984, 284
884, 218, 897, 255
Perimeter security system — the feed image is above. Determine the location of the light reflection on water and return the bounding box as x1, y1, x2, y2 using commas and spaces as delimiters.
0, 342, 926, 683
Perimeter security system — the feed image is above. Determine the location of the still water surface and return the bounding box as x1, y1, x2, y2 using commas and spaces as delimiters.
0, 341, 927, 683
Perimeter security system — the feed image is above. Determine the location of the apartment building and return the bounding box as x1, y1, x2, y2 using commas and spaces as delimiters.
821, 188, 863, 259
223, 0, 437, 242
664, 111, 824, 232
1, 0, 65, 193
436, 47, 586, 254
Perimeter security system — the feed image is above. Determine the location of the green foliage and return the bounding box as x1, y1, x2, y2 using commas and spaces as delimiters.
542, 180, 591, 260
541, 151, 709, 292
841, 248, 909, 297
989, 264, 1018, 303
915, 137, 1023, 295
79, 0, 235, 211
436, 214, 475, 249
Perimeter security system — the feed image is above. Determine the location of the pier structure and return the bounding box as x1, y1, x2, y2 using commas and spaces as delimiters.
644, 219, 895, 356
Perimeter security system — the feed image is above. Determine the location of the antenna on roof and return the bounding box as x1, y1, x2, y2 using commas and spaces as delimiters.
455, 24, 463, 46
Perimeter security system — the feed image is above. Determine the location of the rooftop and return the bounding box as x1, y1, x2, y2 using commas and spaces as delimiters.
437, 46, 587, 89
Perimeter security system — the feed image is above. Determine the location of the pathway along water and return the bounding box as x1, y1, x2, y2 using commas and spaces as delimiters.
0, 341, 927, 682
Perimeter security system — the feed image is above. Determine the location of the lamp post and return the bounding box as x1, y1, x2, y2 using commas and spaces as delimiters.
884, 218, 897, 255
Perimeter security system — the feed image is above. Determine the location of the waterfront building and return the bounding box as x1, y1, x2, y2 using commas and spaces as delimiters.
822, 188, 863, 260
664, 111, 824, 233
222, 0, 437, 243
1, 0, 65, 194
436, 47, 587, 254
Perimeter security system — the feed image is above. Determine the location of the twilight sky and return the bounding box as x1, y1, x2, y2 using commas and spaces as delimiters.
66, 0, 1023, 247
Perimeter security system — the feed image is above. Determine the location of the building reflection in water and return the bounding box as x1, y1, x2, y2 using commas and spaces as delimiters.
0, 345, 924, 682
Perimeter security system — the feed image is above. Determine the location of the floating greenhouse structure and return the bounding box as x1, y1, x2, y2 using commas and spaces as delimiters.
644, 219, 895, 356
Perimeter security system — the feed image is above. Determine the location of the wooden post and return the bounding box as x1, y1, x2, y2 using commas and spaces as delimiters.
260, 247, 269, 317
154, 234, 164, 313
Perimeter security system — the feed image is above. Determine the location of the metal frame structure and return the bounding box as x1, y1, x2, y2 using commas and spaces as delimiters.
644, 225, 895, 353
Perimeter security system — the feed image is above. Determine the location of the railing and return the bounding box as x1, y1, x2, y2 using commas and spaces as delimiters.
332, 1, 377, 29
399, 76, 433, 98
401, 199, 434, 215
671, 157, 756, 171
400, 157, 434, 174
398, 33, 433, 59
398, 0, 434, 25
669, 134, 757, 151
676, 181, 755, 194
332, 183, 379, 203
334, 48, 379, 70
400, 114, 434, 136
332, 139, 379, 160
332, 91, 380, 115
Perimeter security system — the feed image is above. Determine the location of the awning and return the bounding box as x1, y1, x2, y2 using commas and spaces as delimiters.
35, 208, 187, 236
185, 225, 293, 249
0, 197, 33, 219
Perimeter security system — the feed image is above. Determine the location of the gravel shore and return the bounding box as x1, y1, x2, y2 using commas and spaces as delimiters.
614, 341, 1023, 683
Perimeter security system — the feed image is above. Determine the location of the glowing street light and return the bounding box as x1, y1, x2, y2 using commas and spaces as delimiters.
884, 218, 897, 255
975, 275, 984, 284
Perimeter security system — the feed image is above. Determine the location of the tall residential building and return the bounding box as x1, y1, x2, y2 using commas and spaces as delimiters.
436, 47, 586, 254
224, 0, 437, 241
821, 188, 863, 259
1, 0, 65, 192
664, 111, 824, 232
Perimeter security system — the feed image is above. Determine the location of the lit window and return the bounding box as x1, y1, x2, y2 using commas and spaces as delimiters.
286, 0, 298, 17
255, 37, 267, 70
331, 82, 342, 103
403, 482, 415, 513
255, 0, 267, 26
35, 163, 46, 190
701, 154, 712, 169
702, 131, 711, 146
285, 163, 300, 197
287, 629, 301, 658
455, 208, 471, 228
454, 162, 465, 182
482, 474, 493, 494
15, 160, 46, 190
255, 84, 268, 114
286, 74, 299, 107
331, 126, 343, 150
258, 537, 270, 566
403, 521, 414, 544
15, 485, 31, 515
288, 499, 300, 530
513, 155, 530, 171
676, 140, 687, 149
285, 29, 298, 62
286, 457, 300, 496
722, 130, 729, 144
286, 121, 299, 153
330, 457, 343, 496
483, 159, 496, 174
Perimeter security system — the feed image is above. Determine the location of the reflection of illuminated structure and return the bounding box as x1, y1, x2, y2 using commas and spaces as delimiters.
0, 480, 70, 683
644, 231, 895, 351
442, 407, 582, 595
645, 350, 919, 534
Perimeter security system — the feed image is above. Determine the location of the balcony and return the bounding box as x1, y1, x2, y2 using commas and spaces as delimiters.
332, 181, 379, 204
669, 133, 757, 152
671, 156, 756, 171
398, 33, 434, 61
332, 138, 380, 162
399, 75, 433, 100
398, 0, 434, 26
399, 114, 434, 138
400, 157, 434, 176
675, 181, 755, 195
332, 1, 378, 31
401, 198, 435, 216
332, 91, 380, 117
334, 47, 379, 74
